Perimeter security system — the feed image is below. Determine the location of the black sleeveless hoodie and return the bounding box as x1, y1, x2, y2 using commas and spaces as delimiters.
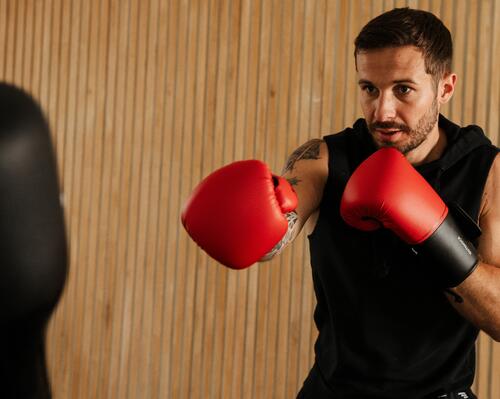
303, 115, 498, 398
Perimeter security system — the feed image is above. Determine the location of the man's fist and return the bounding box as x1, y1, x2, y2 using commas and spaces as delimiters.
340, 148, 447, 244
181, 160, 297, 269
340, 148, 478, 287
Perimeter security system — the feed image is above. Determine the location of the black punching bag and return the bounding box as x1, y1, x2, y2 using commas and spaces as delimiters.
0, 83, 68, 398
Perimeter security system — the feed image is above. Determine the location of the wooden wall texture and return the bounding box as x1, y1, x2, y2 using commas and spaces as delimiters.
0, 0, 498, 398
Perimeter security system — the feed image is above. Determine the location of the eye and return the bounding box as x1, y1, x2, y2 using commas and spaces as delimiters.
361, 85, 378, 95
396, 85, 412, 95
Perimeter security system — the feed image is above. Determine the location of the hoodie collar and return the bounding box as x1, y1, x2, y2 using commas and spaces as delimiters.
415, 114, 491, 174
354, 115, 491, 174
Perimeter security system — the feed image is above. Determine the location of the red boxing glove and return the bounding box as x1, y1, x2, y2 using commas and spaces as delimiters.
340, 148, 447, 244
181, 160, 297, 269
340, 148, 478, 287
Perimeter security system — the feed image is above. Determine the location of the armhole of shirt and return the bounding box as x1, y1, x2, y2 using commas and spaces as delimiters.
307, 131, 351, 239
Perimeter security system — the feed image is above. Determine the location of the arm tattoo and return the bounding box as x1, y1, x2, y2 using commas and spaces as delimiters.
260, 211, 299, 261
282, 138, 323, 174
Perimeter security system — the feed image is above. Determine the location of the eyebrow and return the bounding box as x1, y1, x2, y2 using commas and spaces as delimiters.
358, 79, 418, 85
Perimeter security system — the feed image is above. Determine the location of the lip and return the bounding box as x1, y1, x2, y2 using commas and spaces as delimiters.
375, 129, 403, 142
376, 129, 400, 134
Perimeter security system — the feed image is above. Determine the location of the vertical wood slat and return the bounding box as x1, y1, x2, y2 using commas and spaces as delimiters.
157, 0, 179, 396
92, 1, 119, 397
488, 0, 500, 147
185, 0, 211, 397
118, 0, 150, 396
0, 1, 496, 398
103, 2, 133, 397
177, 0, 205, 397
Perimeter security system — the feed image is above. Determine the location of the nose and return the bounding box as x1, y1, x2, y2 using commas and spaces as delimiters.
373, 92, 396, 122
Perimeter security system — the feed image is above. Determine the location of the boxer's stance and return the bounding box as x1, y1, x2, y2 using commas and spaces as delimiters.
182, 8, 499, 398
0, 84, 67, 398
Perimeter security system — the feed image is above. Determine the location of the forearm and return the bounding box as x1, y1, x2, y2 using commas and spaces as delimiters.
446, 261, 500, 341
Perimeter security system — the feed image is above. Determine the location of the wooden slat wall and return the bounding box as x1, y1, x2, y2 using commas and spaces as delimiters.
0, 0, 497, 398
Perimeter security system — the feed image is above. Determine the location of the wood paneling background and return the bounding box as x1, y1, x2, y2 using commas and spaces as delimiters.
0, 0, 498, 398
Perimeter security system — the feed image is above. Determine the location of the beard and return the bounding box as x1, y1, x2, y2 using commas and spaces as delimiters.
368, 97, 439, 154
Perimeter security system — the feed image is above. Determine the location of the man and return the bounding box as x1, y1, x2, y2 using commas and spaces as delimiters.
182, 8, 499, 398
0, 83, 68, 398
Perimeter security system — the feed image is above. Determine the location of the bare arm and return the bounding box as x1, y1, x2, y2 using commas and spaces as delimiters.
446, 153, 500, 341
260, 138, 329, 260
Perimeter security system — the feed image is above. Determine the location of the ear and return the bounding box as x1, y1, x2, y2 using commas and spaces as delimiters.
439, 73, 457, 104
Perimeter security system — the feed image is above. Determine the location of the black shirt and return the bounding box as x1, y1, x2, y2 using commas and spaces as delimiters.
300, 115, 498, 398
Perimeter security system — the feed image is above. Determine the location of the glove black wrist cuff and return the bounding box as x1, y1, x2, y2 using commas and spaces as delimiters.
414, 211, 479, 288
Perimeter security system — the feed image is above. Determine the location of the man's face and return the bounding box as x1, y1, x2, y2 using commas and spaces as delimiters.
356, 46, 440, 154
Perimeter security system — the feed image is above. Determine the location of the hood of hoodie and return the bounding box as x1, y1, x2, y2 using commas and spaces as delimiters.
416, 114, 493, 176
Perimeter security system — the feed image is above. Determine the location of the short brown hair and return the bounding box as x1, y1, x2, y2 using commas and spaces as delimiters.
354, 8, 453, 80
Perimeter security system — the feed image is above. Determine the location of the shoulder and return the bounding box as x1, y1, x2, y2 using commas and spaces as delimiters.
282, 138, 329, 188
280, 138, 329, 222
282, 138, 328, 173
